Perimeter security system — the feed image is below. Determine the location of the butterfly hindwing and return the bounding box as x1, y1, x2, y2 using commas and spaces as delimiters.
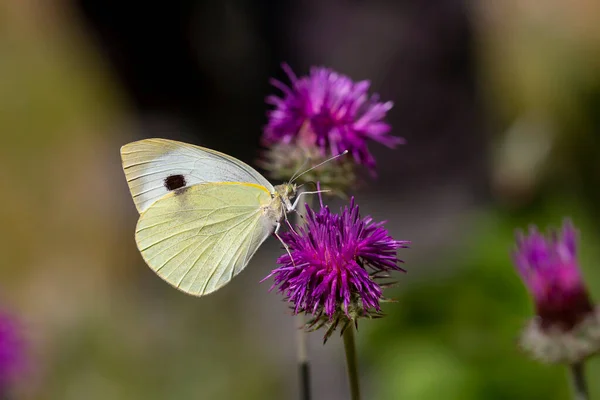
135, 182, 275, 296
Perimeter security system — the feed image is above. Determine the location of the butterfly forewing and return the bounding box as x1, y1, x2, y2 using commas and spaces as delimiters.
121, 138, 274, 213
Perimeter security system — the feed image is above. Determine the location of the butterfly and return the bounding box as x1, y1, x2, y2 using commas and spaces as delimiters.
121, 138, 331, 296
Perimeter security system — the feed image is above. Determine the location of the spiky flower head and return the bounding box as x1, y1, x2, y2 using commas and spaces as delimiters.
0, 311, 25, 394
263, 196, 409, 342
257, 136, 357, 196
512, 220, 600, 364
262, 64, 403, 178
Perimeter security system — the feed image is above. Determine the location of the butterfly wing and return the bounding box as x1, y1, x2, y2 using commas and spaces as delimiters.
135, 182, 276, 296
121, 138, 274, 213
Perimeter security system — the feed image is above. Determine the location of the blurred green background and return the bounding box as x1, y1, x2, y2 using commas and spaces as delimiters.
1, 1, 600, 399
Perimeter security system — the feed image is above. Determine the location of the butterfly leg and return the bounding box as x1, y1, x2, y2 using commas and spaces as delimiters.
290, 189, 330, 211
274, 222, 296, 267
283, 207, 298, 234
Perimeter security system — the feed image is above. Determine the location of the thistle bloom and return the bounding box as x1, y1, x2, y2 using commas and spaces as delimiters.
0, 311, 24, 393
264, 197, 409, 339
512, 220, 600, 363
263, 64, 404, 172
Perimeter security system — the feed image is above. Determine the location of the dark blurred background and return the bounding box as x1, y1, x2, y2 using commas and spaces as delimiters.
1, 0, 600, 399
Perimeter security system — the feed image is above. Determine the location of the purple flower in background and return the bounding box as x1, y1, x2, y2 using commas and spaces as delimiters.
512, 220, 600, 364
263, 64, 404, 171
0, 311, 24, 393
264, 196, 408, 336
513, 220, 593, 330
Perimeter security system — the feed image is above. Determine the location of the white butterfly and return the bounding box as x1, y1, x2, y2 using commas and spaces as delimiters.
121, 138, 328, 296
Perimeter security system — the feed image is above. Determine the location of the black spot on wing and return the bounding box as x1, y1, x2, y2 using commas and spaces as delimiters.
164, 174, 186, 191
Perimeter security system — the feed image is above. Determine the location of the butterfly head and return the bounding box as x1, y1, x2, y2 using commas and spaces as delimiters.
274, 183, 297, 212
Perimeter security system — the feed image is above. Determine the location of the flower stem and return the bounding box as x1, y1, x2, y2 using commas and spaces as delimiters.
569, 362, 588, 400
297, 313, 310, 400
295, 190, 311, 400
299, 359, 310, 400
343, 324, 361, 400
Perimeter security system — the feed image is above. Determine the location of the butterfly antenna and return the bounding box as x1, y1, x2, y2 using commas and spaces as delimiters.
290, 150, 349, 184
289, 157, 311, 183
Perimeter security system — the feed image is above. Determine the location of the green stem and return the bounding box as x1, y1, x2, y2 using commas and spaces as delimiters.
343, 324, 361, 400
569, 362, 588, 400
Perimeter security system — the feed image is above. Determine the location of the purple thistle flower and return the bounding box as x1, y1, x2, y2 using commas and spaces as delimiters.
263, 64, 404, 171
512, 220, 593, 331
512, 220, 600, 364
0, 311, 24, 393
264, 197, 409, 324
